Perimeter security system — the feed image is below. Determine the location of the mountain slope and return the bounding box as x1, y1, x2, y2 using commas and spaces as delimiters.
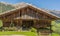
0, 2, 15, 13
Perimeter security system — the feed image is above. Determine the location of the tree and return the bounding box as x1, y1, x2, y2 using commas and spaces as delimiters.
51, 20, 60, 35
0, 20, 3, 27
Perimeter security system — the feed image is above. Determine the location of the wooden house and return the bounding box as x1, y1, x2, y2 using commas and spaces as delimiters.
0, 2, 60, 32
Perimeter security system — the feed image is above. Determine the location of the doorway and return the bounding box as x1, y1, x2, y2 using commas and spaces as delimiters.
22, 20, 34, 30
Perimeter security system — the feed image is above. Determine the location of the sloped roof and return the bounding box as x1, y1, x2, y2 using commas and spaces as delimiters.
0, 2, 60, 19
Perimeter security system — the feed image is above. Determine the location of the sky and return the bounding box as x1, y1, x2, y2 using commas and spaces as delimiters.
0, 0, 60, 10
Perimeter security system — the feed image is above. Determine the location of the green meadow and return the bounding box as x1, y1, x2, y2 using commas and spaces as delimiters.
0, 31, 37, 36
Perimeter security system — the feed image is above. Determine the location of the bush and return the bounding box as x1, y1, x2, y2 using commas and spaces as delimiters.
0, 27, 3, 31
31, 28, 36, 32
4, 27, 9, 31
4, 27, 17, 31
10, 23, 15, 27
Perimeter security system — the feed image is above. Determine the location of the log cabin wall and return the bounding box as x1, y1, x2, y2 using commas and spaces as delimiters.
20, 7, 54, 20
1, 7, 54, 20
2, 8, 27, 27
33, 20, 51, 28
1, 7, 52, 27
27, 7, 55, 20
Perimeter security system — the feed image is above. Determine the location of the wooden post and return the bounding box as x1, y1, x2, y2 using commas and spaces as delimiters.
20, 19, 22, 31
16, 20, 18, 27
33, 20, 36, 28
50, 21, 52, 36
20, 19, 22, 27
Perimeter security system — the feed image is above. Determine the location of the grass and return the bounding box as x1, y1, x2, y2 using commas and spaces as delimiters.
0, 31, 60, 36
52, 33, 60, 36
0, 31, 37, 36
